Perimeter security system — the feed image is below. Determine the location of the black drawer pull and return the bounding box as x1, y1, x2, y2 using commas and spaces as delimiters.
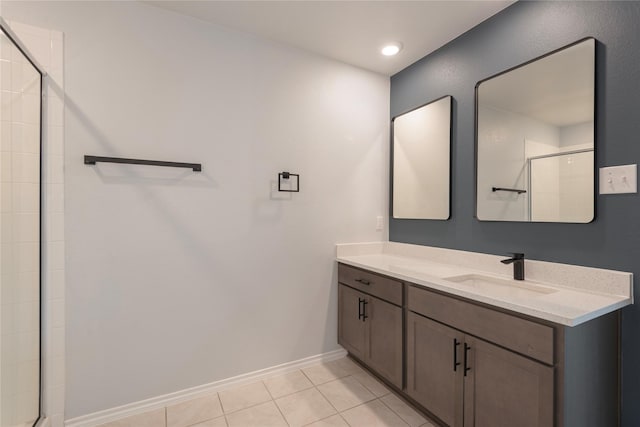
358, 298, 364, 320
464, 343, 471, 376
453, 338, 461, 372
355, 278, 371, 285
362, 299, 369, 321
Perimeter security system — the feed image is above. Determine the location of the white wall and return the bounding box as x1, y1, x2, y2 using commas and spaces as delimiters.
559, 121, 593, 150
1, 1, 389, 420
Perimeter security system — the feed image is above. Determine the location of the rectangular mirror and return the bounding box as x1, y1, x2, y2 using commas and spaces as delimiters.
476, 38, 595, 223
392, 95, 452, 220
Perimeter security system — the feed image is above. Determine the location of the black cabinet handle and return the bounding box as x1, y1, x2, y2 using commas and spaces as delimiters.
464, 343, 471, 376
358, 298, 363, 320
362, 299, 369, 321
355, 278, 371, 285
453, 338, 461, 372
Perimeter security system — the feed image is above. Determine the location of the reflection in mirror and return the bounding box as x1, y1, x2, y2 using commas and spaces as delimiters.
393, 95, 452, 220
476, 38, 595, 223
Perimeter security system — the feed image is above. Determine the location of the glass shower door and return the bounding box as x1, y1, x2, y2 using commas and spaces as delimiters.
529, 150, 594, 223
0, 25, 42, 427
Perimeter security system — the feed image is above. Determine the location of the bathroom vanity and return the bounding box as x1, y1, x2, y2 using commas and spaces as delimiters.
336, 242, 633, 427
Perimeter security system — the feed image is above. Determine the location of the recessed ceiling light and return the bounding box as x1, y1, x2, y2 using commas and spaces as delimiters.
381, 43, 402, 56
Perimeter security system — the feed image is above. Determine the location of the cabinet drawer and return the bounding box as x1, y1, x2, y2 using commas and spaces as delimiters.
338, 263, 402, 306
408, 285, 554, 365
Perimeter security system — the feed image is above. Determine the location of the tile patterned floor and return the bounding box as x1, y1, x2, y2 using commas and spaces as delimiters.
97, 356, 437, 427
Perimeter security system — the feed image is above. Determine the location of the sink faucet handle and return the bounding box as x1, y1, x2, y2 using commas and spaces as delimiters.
501, 253, 524, 263
501, 252, 525, 280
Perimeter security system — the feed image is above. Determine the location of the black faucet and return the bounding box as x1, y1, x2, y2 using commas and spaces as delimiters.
501, 253, 525, 280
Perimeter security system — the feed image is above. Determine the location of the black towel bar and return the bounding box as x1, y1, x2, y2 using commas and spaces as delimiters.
84, 155, 201, 172
492, 187, 526, 194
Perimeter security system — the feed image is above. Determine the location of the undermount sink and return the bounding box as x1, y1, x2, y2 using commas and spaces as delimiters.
444, 274, 558, 299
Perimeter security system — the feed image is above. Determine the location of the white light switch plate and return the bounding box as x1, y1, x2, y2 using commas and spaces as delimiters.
599, 164, 637, 194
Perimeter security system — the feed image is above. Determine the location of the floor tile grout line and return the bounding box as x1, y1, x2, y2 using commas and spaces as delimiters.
220, 395, 274, 416
313, 382, 341, 415
300, 411, 347, 427
381, 391, 439, 427
220, 393, 230, 427
315, 379, 385, 423
262, 377, 292, 426
216, 391, 230, 427
263, 369, 315, 400
336, 412, 352, 427
299, 367, 316, 386
346, 371, 390, 399
377, 395, 413, 427
318, 374, 378, 412
337, 397, 384, 427
182, 413, 227, 427
270, 382, 315, 400
176, 393, 227, 427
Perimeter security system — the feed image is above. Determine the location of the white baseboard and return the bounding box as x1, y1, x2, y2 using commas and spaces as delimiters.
65, 348, 347, 427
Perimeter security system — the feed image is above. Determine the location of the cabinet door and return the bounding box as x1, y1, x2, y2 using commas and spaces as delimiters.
338, 284, 366, 360
463, 336, 553, 427
407, 312, 464, 427
365, 295, 403, 388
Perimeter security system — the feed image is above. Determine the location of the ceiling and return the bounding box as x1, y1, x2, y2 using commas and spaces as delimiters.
146, 1, 514, 76
480, 39, 594, 127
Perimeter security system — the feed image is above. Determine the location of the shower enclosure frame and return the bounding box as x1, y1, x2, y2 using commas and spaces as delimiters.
526, 148, 595, 222
0, 17, 46, 427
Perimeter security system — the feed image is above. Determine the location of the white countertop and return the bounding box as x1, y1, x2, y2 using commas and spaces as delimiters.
336, 242, 633, 327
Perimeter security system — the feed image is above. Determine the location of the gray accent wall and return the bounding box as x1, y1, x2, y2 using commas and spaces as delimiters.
389, 1, 640, 425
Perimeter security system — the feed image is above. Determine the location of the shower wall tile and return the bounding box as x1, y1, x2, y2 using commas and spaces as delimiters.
48, 154, 64, 183
10, 60, 22, 91
6, 21, 66, 427
0, 59, 11, 88
0, 90, 11, 120
50, 212, 64, 241
21, 123, 39, 153
14, 182, 39, 212
0, 122, 11, 151
47, 93, 63, 126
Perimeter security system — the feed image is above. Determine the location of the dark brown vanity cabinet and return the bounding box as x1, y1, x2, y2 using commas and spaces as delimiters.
407, 311, 553, 427
463, 336, 554, 427
407, 285, 554, 427
338, 264, 403, 388
406, 312, 464, 426
406, 284, 619, 427
338, 263, 620, 427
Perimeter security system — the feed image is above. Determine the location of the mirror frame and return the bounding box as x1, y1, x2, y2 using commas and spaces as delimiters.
474, 37, 596, 223
391, 95, 453, 220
